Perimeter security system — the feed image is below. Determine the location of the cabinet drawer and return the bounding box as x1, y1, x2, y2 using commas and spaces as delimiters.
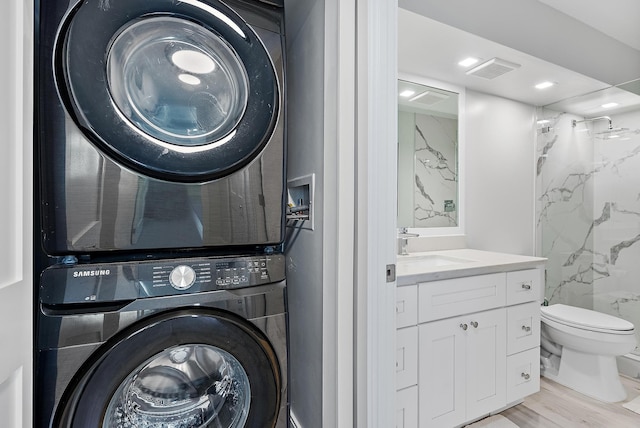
418, 273, 506, 323
507, 302, 540, 355
506, 347, 540, 403
506, 269, 542, 305
396, 386, 418, 428
396, 285, 418, 328
396, 326, 418, 390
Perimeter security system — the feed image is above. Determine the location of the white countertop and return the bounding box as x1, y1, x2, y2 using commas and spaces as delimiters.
396, 249, 546, 286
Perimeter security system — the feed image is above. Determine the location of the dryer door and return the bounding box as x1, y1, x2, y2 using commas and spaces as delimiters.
56, 0, 279, 182
55, 309, 282, 427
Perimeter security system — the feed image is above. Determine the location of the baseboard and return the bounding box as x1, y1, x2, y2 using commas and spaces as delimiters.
617, 353, 640, 380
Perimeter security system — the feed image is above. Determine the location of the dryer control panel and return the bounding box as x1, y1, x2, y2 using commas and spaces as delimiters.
40, 254, 286, 306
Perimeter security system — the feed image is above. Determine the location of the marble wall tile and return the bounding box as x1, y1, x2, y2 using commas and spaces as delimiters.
592, 110, 640, 336
413, 113, 458, 227
536, 107, 640, 351
536, 110, 595, 308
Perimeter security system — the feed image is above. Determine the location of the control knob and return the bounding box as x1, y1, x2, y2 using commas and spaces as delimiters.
169, 265, 196, 290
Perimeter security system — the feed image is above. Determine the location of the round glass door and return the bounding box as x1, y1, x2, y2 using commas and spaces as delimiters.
57, 0, 279, 182
57, 310, 282, 427
107, 17, 249, 147
104, 345, 251, 427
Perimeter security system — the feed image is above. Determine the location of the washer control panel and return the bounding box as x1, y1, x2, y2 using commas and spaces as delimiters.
41, 254, 287, 306
151, 262, 212, 291
214, 257, 271, 289
141, 254, 285, 294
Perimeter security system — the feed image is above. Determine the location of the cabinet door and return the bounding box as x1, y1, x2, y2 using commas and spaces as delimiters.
396, 285, 418, 328
507, 347, 540, 403
506, 269, 542, 305
418, 273, 506, 323
419, 317, 466, 428
465, 308, 507, 421
396, 326, 418, 390
507, 302, 540, 355
396, 386, 418, 428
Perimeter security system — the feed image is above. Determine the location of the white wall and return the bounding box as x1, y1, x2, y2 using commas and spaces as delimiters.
284, 0, 326, 425
465, 90, 537, 255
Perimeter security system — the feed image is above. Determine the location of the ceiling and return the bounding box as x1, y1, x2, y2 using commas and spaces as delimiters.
537, 0, 640, 51
398, 1, 640, 117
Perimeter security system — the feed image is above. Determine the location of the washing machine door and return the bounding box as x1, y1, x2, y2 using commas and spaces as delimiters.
56, 0, 279, 182
55, 309, 282, 427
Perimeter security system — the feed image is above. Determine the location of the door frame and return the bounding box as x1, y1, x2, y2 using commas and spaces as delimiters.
355, 0, 398, 426
0, 0, 33, 426
324, 0, 397, 426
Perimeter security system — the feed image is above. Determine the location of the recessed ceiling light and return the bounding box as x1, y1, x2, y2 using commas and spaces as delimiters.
602, 102, 619, 109
535, 81, 555, 90
399, 90, 415, 98
458, 57, 479, 67
537, 119, 550, 125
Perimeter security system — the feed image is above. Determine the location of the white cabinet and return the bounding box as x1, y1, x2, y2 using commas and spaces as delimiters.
419, 308, 506, 427
396, 267, 542, 428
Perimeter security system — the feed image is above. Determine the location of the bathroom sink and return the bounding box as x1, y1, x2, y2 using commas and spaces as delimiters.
397, 254, 476, 270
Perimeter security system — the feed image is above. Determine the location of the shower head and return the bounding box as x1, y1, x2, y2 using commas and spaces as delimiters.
595, 127, 640, 140
572, 116, 639, 140
595, 127, 629, 138
572, 116, 612, 129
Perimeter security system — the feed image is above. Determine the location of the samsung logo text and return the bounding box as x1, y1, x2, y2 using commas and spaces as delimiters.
73, 269, 111, 278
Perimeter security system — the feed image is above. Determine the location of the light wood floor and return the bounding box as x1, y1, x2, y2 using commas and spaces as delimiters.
500, 376, 640, 427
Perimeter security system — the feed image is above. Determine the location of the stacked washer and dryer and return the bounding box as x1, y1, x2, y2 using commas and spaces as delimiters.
34, 0, 288, 426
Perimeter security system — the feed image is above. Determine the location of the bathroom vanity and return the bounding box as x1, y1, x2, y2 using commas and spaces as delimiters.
395, 249, 546, 428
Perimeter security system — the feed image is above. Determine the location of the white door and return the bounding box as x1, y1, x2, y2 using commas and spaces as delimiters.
0, 0, 33, 426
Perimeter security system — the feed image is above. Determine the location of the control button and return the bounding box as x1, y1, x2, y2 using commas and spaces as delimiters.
169, 265, 196, 290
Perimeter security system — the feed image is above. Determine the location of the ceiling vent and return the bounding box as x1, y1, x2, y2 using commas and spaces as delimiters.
409, 90, 449, 107
466, 58, 521, 79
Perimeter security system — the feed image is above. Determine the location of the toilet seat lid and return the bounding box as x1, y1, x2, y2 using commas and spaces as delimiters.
541, 304, 635, 332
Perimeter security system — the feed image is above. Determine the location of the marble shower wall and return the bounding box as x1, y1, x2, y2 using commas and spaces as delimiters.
412, 112, 458, 227
536, 107, 640, 351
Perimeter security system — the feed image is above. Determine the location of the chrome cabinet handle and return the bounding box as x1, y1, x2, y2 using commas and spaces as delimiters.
522, 282, 532, 290
522, 325, 531, 332
460, 323, 468, 331
470, 321, 479, 328
521, 372, 530, 380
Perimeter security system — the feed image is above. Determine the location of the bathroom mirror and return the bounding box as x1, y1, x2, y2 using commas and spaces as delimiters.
397, 75, 465, 236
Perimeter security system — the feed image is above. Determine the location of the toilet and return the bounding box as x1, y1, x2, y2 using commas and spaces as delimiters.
540, 304, 637, 403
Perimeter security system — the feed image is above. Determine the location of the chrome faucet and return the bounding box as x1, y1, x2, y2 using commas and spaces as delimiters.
398, 227, 419, 255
